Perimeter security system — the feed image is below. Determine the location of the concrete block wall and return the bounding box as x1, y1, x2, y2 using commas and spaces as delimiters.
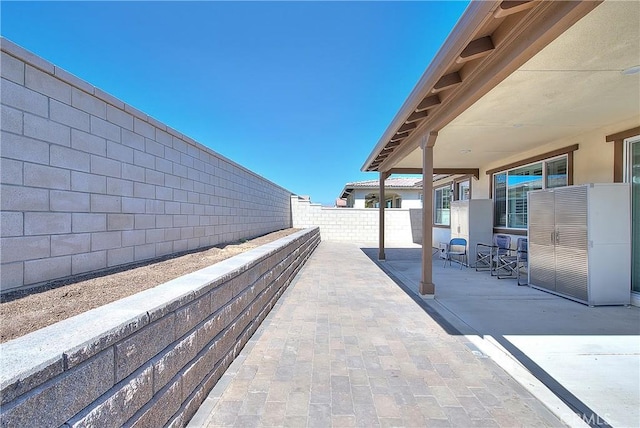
0, 38, 292, 291
291, 196, 422, 244
0, 227, 320, 428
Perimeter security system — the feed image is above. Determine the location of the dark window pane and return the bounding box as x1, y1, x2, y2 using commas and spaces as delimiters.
494, 173, 507, 227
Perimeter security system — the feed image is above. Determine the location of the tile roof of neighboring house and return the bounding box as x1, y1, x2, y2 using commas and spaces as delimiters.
345, 177, 423, 189
339, 177, 423, 199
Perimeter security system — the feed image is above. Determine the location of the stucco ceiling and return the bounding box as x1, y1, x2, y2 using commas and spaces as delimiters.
392, 0, 640, 170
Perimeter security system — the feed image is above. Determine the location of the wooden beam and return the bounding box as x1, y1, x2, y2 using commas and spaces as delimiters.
406, 110, 429, 124
494, 1, 536, 19
432, 72, 462, 93
433, 168, 480, 180
415, 95, 441, 112
389, 135, 406, 143
388, 168, 423, 175
397, 122, 417, 134
388, 167, 480, 179
457, 36, 495, 64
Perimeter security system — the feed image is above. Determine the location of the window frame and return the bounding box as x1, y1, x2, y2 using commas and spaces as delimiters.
491, 154, 569, 230
487, 145, 576, 234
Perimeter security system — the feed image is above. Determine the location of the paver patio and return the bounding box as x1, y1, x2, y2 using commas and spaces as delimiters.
189, 241, 564, 427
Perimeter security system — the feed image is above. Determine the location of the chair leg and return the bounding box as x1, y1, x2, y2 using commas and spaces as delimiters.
517, 263, 528, 286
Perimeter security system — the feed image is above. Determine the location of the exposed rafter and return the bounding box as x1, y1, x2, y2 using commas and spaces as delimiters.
405, 110, 429, 123
432, 72, 462, 93
415, 95, 441, 112
396, 122, 417, 134
457, 36, 495, 63
494, 0, 536, 19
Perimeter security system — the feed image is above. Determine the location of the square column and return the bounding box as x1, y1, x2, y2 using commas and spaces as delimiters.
378, 171, 388, 260
421, 132, 438, 295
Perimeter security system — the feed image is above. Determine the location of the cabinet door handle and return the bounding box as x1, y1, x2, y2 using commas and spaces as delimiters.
551, 232, 555, 244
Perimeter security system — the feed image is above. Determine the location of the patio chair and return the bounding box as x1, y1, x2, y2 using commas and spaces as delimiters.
496, 238, 528, 284
475, 234, 511, 274
444, 238, 467, 269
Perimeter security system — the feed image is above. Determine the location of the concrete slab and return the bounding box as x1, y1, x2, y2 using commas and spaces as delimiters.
362, 245, 640, 428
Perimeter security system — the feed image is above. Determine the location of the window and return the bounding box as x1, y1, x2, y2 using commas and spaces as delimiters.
493, 156, 567, 229
434, 185, 452, 225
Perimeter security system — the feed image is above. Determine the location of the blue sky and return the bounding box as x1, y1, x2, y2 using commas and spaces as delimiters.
1, 1, 469, 205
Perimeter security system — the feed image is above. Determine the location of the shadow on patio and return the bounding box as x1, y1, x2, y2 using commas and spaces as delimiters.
361, 245, 640, 427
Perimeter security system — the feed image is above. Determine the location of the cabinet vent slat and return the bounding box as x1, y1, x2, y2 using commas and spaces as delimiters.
555, 186, 587, 226
555, 249, 589, 301
529, 243, 556, 290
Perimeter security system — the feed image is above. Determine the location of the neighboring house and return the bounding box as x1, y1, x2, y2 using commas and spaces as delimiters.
338, 177, 423, 208
361, 0, 640, 304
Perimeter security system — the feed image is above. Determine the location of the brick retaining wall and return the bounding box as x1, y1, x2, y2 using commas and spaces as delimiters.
0, 227, 320, 427
0, 37, 292, 291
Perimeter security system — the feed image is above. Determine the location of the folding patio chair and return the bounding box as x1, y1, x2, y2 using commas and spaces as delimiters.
444, 238, 467, 269
475, 234, 511, 274
496, 238, 528, 284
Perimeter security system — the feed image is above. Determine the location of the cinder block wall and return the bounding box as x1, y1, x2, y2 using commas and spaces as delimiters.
291, 196, 422, 244
0, 38, 292, 291
0, 228, 320, 427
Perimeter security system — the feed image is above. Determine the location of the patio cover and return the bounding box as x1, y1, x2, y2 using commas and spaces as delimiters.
362, 0, 640, 295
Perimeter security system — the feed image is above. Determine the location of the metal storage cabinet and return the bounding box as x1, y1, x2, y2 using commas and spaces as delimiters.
450, 199, 493, 265
528, 183, 631, 305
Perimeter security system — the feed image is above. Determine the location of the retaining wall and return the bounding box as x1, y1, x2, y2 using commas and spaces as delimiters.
0, 227, 320, 428
291, 195, 422, 244
0, 37, 292, 292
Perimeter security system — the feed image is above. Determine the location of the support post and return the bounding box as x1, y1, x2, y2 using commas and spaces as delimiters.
378, 171, 389, 260
420, 131, 438, 296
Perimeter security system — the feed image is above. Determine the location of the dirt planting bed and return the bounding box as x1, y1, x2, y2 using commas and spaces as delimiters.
0, 228, 301, 343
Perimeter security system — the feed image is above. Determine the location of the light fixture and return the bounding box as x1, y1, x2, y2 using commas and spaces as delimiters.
621, 65, 640, 76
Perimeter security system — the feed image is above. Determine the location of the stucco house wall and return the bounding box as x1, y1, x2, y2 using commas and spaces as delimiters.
429, 117, 637, 251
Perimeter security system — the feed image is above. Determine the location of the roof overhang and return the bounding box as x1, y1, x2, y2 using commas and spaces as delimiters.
362, 0, 640, 173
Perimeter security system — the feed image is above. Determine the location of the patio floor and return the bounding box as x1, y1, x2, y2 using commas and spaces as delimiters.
189, 241, 584, 427
360, 244, 640, 428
